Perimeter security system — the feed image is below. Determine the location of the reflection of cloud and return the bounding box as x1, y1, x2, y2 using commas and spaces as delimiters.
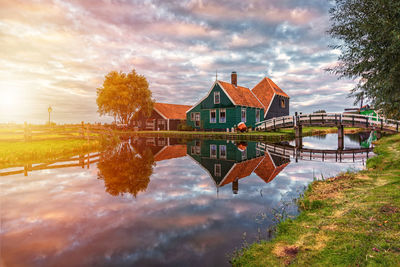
0, 138, 368, 266
0, 0, 357, 123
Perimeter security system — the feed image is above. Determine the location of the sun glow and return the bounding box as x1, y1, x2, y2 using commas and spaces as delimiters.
0, 89, 19, 112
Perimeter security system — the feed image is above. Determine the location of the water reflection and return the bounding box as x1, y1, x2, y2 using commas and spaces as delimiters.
187, 140, 290, 194
0, 133, 374, 267
97, 142, 155, 197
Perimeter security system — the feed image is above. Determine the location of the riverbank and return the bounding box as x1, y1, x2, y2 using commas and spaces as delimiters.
232, 133, 400, 266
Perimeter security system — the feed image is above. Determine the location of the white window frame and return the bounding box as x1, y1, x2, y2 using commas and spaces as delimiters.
241, 148, 247, 160
210, 109, 217, 123
219, 108, 226, 123
210, 144, 217, 158
219, 145, 226, 159
214, 164, 221, 177
190, 112, 195, 121
241, 108, 246, 122
256, 109, 260, 123
195, 112, 200, 127
214, 91, 220, 104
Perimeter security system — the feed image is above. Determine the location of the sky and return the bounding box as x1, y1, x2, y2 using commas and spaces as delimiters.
0, 0, 358, 124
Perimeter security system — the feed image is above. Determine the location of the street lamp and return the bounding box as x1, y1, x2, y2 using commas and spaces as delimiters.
48, 106, 52, 126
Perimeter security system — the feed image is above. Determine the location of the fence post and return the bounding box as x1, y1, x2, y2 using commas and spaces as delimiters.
380, 118, 383, 131
86, 123, 90, 142
24, 121, 28, 142
81, 121, 85, 139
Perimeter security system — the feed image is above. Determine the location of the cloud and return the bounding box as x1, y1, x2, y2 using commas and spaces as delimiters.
0, 0, 356, 123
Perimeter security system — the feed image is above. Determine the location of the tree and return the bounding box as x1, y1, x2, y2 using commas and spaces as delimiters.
97, 69, 153, 124
328, 0, 400, 119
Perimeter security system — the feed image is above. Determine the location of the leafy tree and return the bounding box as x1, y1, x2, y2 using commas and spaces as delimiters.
97, 69, 153, 124
328, 0, 400, 119
97, 142, 155, 197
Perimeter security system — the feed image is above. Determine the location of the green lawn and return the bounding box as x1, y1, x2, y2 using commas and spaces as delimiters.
0, 139, 108, 169
232, 134, 400, 266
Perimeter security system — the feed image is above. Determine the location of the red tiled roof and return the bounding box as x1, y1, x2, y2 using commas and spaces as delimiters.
251, 77, 289, 109
254, 153, 289, 183
219, 156, 264, 186
154, 145, 187, 162
154, 103, 192, 120
218, 81, 264, 108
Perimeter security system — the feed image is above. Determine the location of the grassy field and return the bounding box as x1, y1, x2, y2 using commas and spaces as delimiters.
0, 139, 104, 169
232, 133, 400, 266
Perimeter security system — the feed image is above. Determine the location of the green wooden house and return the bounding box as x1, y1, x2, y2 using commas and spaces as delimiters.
186, 72, 290, 130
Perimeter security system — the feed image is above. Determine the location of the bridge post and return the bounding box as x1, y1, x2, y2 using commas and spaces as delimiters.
338, 125, 344, 150
295, 125, 302, 148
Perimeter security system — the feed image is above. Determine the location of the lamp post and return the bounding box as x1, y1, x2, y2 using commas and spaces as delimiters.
48, 106, 52, 126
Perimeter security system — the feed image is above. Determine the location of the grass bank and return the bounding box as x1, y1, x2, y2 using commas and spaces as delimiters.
232, 133, 400, 266
0, 139, 102, 169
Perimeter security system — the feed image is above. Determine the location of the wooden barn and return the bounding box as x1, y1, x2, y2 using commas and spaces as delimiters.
186, 72, 289, 130
133, 103, 192, 131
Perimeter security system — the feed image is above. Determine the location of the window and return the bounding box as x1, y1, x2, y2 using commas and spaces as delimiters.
256, 109, 260, 122
219, 145, 226, 159
210, 109, 217, 123
214, 164, 221, 177
241, 108, 246, 122
214, 91, 220, 104
210, 144, 217, 158
195, 112, 200, 127
241, 148, 247, 160
195, 140, 201, 154
190, 112, 195, 121
281, 99, 285, 108
219, 109, 226, 123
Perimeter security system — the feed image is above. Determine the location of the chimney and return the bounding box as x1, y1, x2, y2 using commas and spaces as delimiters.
231, 71, 237, 86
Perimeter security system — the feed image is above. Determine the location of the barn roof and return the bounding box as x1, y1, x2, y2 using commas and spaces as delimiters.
154, 145, 187, 162
254, 152, 289, 184
251, 77, 289, 110
154, 103, 192, 120
219, 156, 264, 187
218, 81, 264, 109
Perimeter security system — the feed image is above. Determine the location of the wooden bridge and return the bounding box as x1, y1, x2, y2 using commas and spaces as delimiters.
257, 143, 374, 163
255, 113, 400, 149
256, 113, 400, 133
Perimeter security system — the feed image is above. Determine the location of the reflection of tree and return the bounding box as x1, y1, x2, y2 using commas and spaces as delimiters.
97, 142, 155, 197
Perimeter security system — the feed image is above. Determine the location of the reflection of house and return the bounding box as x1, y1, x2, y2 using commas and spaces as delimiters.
131, 137, 187, 162
133, 103, 192, 130
154, 145, 187, 162
186, 72, 290, 130
187, 139, 290, 194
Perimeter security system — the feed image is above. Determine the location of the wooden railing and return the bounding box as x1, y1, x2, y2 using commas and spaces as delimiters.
0, 152, 102, 176
256, 143, 374, 163
255, 113, 400, 133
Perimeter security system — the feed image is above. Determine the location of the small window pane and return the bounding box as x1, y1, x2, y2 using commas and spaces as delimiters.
214, 92, 220, 104
241, 108, 246, 122
210, 110, 216, 123
220, 109, 226, 123
210, 144, 217, 158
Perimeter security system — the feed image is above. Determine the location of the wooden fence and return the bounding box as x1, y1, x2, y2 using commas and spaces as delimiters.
0, 122, 114, 142
0, 152, 102, 177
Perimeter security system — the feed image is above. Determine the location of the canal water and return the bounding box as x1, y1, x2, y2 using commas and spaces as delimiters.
0, 133, 374, 267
